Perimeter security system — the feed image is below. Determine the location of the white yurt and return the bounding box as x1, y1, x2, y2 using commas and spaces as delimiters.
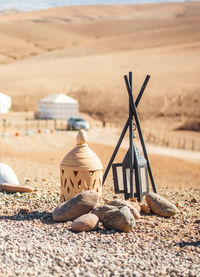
0, 93, 12, 114
38, 94, 79, 119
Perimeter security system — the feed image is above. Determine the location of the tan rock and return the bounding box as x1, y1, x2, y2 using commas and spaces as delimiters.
131, 202, 141, 213
0, 183, 34, 193
53, 190, 101, 222
19, 208, 30, 214
92, 204, 117, 221
102, 206, 135, 232
194, 218, 200, 224
140, 204, 150, 214
130, 206, 140, 220
71, 213, 99, 232
190, 197, 198, 203
107, 199, 140, 220
175, 201, 183, 208
145, 192, 179, 217
130, 198, 138, 202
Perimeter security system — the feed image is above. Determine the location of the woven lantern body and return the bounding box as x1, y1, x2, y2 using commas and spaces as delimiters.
60, 130, 103, 202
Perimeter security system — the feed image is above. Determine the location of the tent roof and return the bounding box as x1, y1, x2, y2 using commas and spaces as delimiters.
39, 94, 78, 104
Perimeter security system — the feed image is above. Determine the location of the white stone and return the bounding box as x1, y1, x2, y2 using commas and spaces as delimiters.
0, 163, 19, 185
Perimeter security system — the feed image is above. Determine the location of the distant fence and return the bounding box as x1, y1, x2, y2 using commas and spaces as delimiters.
1, 117, 200, 151
144, 130, 200, 151
0, 118, 67, 135
0, 117, 112, 136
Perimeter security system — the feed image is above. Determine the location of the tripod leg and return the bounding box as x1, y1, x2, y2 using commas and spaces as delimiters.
103, 119, 129, 184
124, 75, 157, 193
128, 72, 134, 198
103, 75, 151, 185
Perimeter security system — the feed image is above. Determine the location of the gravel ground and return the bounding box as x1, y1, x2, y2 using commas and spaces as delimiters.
0, 186, 199, 277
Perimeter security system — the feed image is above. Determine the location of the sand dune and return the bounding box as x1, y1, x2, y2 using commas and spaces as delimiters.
0, 2, 199, 127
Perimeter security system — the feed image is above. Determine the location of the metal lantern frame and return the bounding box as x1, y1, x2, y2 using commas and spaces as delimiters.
103, 72, 157, 202
112, 142, 150, 201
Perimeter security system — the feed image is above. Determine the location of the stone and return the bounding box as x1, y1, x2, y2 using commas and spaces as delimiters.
0, 183, 34, 193
0, 163, 19, 185
92, 204, 117, 221
107, 199, 141, 220
140, 204, 150, 214
102, 206, 135, 232
145, 192, 179, 217
53, 190, 101, 222
190, 197, 198, 203
19, 208, 30, 214
71, 213, 99, 232
175, 202, 183, 208
131, 202, 141, 213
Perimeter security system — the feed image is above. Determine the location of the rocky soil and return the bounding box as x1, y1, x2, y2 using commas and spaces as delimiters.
0, 184, 199, 277
0, 120, 199, 276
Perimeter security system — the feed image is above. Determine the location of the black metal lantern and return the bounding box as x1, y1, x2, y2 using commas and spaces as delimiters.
112, 139, 149, 201
103, 72, 157, 202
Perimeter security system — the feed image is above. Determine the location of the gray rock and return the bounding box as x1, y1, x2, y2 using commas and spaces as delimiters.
53, 191, 101, 222
92, 204, 117, 221
71, 213, 99, 232
102, 206, 135, 232
107, 199, 141, 220
145, 192, 179, 217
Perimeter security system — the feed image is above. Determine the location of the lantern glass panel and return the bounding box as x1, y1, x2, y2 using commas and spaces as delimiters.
116, 166, 123, 191
125, 168, 136, 194
140, 167, 148, 192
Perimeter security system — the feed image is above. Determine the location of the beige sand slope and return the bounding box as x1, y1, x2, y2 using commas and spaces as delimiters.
0, 2, 199, 126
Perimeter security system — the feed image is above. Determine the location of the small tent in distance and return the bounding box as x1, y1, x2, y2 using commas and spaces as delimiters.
0, 93, 12, 114
38, 94, 78, 119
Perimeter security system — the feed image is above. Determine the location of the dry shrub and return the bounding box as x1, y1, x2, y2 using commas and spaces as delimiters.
176, 118, 200, 132
159, 89, 200, 118
12, 92, 49, 112
71, 89, 129, 124
11, 87, 200, 128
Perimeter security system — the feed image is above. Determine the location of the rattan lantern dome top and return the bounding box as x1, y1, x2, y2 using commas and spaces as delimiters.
60, 130, 103, 171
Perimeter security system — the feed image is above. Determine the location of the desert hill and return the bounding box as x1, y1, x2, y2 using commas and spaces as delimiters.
0, 2, 199, 129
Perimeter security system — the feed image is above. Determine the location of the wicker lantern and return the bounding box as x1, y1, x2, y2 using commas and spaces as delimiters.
60, 130, 103, 202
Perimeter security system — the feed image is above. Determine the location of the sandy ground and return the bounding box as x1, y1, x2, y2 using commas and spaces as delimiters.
0, 115, 200, 277
0, 124, 199, 194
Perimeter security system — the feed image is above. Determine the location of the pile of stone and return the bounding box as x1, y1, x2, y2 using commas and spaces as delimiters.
52, 129, 179, 232
53, 190, 179, 232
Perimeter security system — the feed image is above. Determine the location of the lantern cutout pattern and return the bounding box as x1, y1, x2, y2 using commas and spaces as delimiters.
60, 130, 103, 202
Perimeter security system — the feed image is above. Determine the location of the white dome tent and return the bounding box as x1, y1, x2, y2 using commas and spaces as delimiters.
0, 93, 12, 114
38, 94, 78, 119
